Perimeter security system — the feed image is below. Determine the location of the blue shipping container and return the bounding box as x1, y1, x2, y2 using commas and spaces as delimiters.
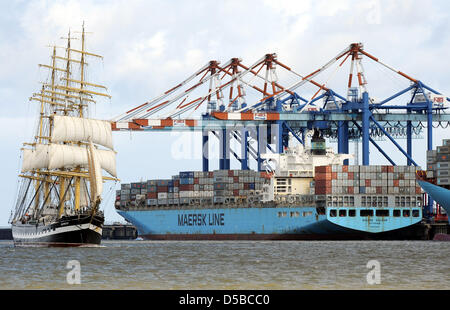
180, 171, 195, 178
180, 178, 194, 185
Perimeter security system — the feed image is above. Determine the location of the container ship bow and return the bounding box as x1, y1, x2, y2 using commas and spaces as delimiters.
9, 24, 118, 247
116, 131, 423, 240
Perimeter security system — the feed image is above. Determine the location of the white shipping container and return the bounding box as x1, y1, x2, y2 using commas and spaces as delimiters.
437, 170, 450, 177
158, 193, 168, 199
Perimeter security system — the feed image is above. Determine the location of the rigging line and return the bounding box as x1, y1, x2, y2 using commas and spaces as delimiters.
38, 177, 60, 216
35, 176, 61, 219
59, 177, 74, 217
23, 178, 45, 220
13, 178, 33, 222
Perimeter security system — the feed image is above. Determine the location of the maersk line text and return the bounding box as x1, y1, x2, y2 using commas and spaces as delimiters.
178, 213, 225, 226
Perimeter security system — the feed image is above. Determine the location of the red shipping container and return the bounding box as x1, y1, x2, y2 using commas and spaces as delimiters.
376, 186, 382, 194
393, 180, 399, 187
174, 180, 179, 187
315, 180, 332, 188
233, 176, 239, 183
348, 186, 354, 194
315, 173, 331, 180
388, 166, 394, 173
260, 171, 271, 179
332, 172, 337, 180
348, 172, 354, 180
315, 187, 331, 195
179, 184, 194, 191
381, 166, 388, 173
365, 179, 371, 187
416, 187, 422, 194
147, 192, 157, 199
233, 190, 239, 196
342, 165, 348, 172
228, 170, 234, 177
244, 183, 250, 190
194, 178, 199, 184
315, 166, 331, 173
157, 186, 168, 192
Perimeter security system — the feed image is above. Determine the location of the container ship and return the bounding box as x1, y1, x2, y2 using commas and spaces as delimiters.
115, 133, 423, 240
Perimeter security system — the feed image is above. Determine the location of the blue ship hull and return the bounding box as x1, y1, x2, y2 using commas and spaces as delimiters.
117, 205, 422, 240
417, 180, 450, 223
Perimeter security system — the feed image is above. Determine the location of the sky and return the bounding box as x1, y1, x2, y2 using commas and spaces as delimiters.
1, 0, 449, 226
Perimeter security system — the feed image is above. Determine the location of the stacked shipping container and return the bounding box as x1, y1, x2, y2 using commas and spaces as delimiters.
427, 139, 450, 186
314, 165, 421, 195
116, 170, 271, 208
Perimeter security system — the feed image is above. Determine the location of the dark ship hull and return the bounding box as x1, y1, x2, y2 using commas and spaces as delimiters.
12, 214, 104, 247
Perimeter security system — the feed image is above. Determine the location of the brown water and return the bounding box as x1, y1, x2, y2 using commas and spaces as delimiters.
0, 240, 448, 290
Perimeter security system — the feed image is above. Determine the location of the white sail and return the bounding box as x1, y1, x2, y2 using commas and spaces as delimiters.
79, 179, 89, 208
21, 144, 50, 172
21, 149, 35, 173
21, 143, 117, 177
48, 144, 88, 171
95, 149, 117, 178
51, 115, 114, 150
88, 139, 103, 202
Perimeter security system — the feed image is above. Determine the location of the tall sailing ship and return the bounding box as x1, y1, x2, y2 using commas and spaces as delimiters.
9, 24, 118, 247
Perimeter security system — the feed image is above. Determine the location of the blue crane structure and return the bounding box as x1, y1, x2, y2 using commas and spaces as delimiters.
112, 43, 450, 219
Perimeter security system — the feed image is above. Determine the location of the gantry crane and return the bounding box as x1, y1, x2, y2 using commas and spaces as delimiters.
111, 43, 450, 218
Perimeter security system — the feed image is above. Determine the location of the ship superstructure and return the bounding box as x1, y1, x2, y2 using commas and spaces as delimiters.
9, 24, 117, 247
